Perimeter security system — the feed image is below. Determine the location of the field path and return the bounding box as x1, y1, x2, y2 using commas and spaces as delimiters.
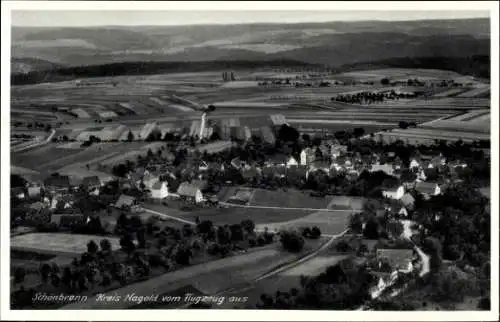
218, 202, 349, 212
142, 208, 196, 225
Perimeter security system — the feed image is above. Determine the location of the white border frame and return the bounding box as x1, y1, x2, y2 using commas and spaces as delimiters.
1, 1, 498, 321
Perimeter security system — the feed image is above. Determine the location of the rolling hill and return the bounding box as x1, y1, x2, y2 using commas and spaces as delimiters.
11, 18, 490, 77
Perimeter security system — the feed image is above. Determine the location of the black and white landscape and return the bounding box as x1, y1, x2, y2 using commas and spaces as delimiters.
6, 7, 493, 315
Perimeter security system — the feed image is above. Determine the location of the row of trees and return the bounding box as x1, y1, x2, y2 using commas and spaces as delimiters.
331, 90, 423, 105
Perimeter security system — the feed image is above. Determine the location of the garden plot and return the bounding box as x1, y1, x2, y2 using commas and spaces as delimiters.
11, 233, 120, 256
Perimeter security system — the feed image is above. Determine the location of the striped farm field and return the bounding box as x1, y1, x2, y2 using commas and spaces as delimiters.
432, 88, 468, 98
457, 87, 491, 98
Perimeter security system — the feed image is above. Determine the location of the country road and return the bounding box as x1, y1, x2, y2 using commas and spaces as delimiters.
177, 229, 347, 308
11, 129, 56, 153
143, 208, 196, 225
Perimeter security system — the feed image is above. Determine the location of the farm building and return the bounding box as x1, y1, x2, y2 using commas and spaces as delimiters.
151, 181, 169, 199
51, 213, 86, 228
27, 184, 42, 198
177, 182, 203, 203
415, 182, 441, 199
191, 179, 209, 192
382, 185, 405, 200
141, 173, 160, 191
82, 176, 101, 190
309, 161, 331, 174
300, 147, 316, 165
370, 164, 395, 176
114, 194, 138, 210
44, 175, 71, 193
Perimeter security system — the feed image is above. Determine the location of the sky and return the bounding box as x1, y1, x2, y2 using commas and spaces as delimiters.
11, 10, 490, 27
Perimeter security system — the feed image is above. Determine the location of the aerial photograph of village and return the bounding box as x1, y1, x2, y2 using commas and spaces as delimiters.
7, 7, 492, 313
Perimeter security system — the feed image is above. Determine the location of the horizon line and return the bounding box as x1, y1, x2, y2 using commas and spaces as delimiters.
11, 16, 490, 28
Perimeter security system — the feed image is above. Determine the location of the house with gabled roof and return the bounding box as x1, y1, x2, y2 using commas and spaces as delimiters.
44, 175, 71, 193
151, 181, 169, 199
300, 147, 315, 166
382, 184, 405, 200
27, 184, 42, 198
142, 172, 160, 191
370, 164, 395, 176
309, 160, 331, 174
82, 176, 101, 191
415, 182, 441, 199
177, 182, 204, 203
114, 194, 138, 210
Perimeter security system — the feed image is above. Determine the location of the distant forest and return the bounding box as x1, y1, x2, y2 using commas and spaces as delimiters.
11, 55, 489, 85
10, 60, 319, 85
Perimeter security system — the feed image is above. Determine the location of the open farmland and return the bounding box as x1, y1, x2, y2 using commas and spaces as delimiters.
432, 88, 468, 98
457, 86, 491, 98
11, 141, 164, 175
256, 209, 352, 236
220, 188, 334, 209
11, 233, 120, 256
156, 205, 314, 226
62, 241, 320, 309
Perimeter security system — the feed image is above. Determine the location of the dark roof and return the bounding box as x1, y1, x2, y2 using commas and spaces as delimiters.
44, 175, 70, 188
191, 180, 209, 191
287, 165, 308, 178
152, 181, 167, 190
415, 182, 439, 195
242, 167, 259, 179
82, 176, 101, 188
51, 213, 84, 225
269, 154, 288, 164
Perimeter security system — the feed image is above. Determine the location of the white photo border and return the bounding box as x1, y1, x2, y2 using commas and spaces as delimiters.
1, 1, 498, 321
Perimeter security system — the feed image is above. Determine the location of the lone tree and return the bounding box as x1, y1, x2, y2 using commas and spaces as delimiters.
86, 240, 99, 254
380, 78, 390, 85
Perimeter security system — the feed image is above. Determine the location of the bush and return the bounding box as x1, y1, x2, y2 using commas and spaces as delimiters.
280, 230, 305, 252
310, 226, 321, 239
